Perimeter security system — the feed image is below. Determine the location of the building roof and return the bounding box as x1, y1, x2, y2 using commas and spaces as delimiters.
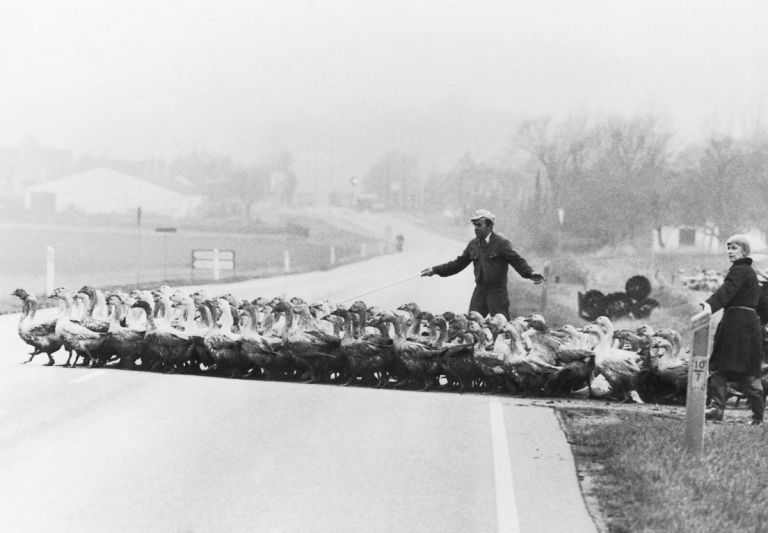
25, 167, 202, 218
27, 167, 196, 195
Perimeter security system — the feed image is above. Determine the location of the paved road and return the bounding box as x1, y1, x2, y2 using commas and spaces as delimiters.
0, 210, 596, 532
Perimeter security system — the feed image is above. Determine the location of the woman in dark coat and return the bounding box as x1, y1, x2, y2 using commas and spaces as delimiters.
703, 234, 764, 425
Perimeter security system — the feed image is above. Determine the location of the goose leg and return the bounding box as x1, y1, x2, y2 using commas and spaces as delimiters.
22, 350, 40, 364
376, 372, 389, 388
303, 369, 317, 384
394, 377, 411, 388
343, 368, 359, 386
45, 353, 56, 366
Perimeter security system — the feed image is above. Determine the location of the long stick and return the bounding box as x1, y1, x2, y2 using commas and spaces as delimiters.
337, 274, 420, 304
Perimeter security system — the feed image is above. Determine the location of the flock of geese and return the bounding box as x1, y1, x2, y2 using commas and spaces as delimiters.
11, 285, 700, 403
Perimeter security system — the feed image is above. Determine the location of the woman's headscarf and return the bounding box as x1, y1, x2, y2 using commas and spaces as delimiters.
726, 234, 751, 256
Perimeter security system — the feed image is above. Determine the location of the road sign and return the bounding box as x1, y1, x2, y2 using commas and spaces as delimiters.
191, 249, 235, 280
192, 259, 235, 270
193, 249, 234, 262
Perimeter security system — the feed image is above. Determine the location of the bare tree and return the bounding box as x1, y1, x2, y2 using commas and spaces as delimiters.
516, 117, 592, 218
365, 150, 419, 210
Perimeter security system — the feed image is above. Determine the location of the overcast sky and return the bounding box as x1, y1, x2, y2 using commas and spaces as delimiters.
2, 0, 767, 178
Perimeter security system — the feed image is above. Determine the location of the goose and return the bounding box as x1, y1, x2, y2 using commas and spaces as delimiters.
429, 316, 474, 392
522, 314, 565, 365
500, 323, 559, 395
486, 314, 511, 356
49, 287, 106, 367
545, 326, 598, 396
131, 300, 193, 372
269, 301, 341, 383
332, 308, 393, 387
238, 302, 283, 379
555, 324, 594, 353
445, 315, 470, 344
100, 293, 145, 369
648, 329, 689, 401
151, 290, 176, 331
467, 322, 510, 393
78, 285, 109, 320
397, 302, 430, 340
467, 311, 493, 345
202, 298, 245, 377
73, 291, 109, 333
584, 320, 644, 403
374, 312, 443, 391
125, 289, 153, 331
12, 288, 62, 365
292, 302, 345, 382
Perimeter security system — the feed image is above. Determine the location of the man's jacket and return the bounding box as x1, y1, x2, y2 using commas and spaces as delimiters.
432, 232, 534, 287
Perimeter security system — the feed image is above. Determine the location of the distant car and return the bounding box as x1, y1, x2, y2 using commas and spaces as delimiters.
355, 193, 386, 211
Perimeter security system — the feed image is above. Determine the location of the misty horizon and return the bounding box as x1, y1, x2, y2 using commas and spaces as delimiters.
2, 1, 767, 187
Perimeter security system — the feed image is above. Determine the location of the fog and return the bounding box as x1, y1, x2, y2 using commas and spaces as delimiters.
2, 0, 768, 186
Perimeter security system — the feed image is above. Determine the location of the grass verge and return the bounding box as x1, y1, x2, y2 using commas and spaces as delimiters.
558, 406, 768, 533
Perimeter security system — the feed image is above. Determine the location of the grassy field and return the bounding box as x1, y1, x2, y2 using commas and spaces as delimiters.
559, 407, 768, 533
509, 249, 766, 532
0, 220, 382, 313
506, 250, 713, 333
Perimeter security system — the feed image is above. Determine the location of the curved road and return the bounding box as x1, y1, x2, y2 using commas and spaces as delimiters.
0, 209, 596, 532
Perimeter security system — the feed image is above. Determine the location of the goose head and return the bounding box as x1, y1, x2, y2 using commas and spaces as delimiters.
524, 314, 547, 331
11, 288, 29, 300
593, 316, 614, 338
581, 323, 605, 346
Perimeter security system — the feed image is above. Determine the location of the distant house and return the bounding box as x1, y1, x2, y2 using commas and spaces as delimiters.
653, 225, 766, 253
23, 167, 203, 219
0, 140, 74, 199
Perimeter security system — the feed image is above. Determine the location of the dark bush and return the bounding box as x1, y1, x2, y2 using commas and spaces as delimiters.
625, 275, 652, 300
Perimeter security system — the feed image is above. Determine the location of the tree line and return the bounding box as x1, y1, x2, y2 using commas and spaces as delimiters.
404, 115, 768, 252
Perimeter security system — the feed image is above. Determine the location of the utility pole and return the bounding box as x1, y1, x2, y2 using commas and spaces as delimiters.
136, 206, 142, 285
155, 227, 178, 282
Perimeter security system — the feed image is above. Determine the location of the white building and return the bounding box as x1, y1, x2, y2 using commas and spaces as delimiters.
23, 167, 203, 219
653, 225, 766, 254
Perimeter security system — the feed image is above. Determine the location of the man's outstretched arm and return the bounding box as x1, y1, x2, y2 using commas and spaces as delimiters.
499, 241, 545, 284
422, 246, 472, 277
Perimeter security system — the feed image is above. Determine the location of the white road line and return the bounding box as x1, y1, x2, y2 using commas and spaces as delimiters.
69, 370, 108, 384
489, 400, 520, 533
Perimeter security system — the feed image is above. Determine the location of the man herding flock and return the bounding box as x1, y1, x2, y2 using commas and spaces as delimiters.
420, 209, 545, 320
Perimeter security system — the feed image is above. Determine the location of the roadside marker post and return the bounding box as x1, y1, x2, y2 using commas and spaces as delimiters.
155, 227, 178, 282
212, 248, 221, 281
283, 250, 291, 273
539, 262, 551, 312
685, 309, 713, 455
45, 246, 55, 295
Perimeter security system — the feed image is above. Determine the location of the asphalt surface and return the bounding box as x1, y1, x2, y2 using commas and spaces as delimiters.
0, 209, 597, 532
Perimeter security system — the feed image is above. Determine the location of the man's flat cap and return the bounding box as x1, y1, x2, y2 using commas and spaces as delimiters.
470, 209, 496, 223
